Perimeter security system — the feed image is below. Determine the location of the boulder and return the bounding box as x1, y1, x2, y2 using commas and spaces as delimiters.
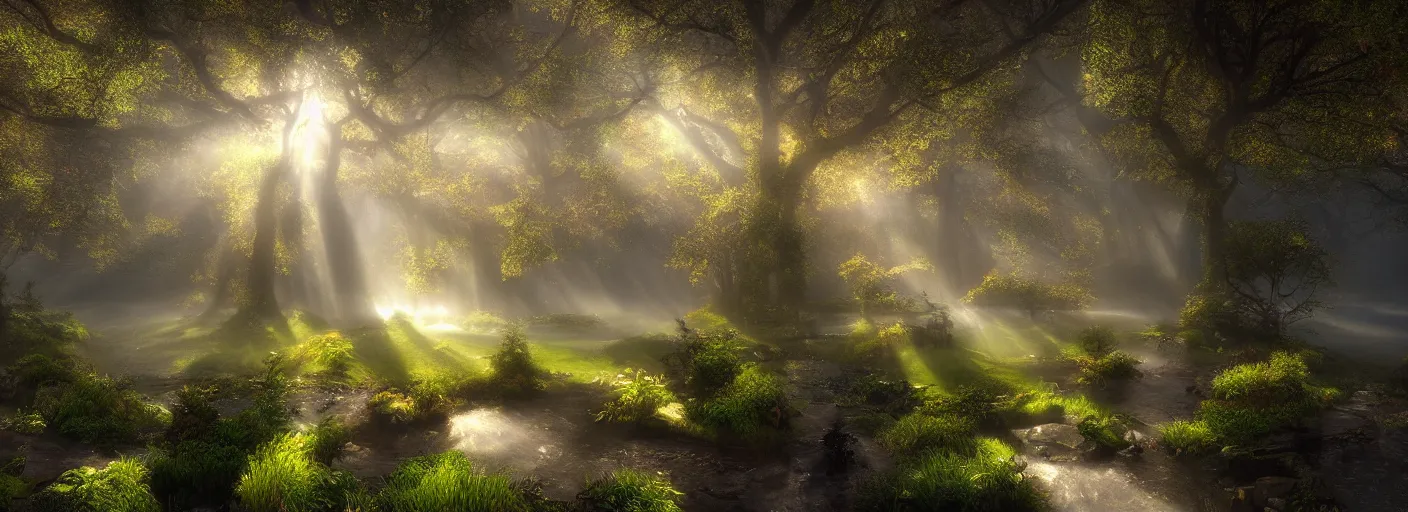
1252, 476, 1298, 508
1012, 423, 1093, 460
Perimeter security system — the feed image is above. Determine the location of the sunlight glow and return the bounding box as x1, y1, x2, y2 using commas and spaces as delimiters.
373, 302, 453, 327
293, 92, 325, 170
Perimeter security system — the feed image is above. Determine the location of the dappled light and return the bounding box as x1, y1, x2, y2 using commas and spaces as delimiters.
3, 0, 1408, 511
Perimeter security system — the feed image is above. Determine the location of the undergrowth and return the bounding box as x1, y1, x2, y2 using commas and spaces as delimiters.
596, 370, 676, 424
576, 470, 684, 512
1158, 351, 1337, 454
26, 458, 158, 512
374, 451, 528, 512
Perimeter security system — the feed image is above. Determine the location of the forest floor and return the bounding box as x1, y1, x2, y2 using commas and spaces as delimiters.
12, 304, 1408, 511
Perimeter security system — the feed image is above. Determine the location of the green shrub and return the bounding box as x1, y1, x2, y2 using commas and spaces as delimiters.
1, 473, 27, 510
878, 413, 977, 457
963, 272, 1092, 319
576, 469, 684, 512
0, 409, 45, 435
1076, 416, 1130, 450
1210, 352, 1310, 403
1076, 326, 1117, 357
236, 433, 329, 512
1, 279, 89, 357
837, 253, 933, 320
490, 327, 545, 395
375, 451, 527, 512
150, 358, 293, 510
369, 377, 465, 424
665, 327, 745, 395
33, 372, 170, 446
1073, 352, 1142, 386
1157, 420, 1215, 455
301, 332, 354, 375
7, 354, 78, 387
149, 440, 248, 509
308, 417, 351, 465
1162, 352, 1336, 452
370, 391, 421, 423
27, 458, 158, 512
688, 365, 787, 438
858, 438, 1045, 512
597, 370, 677, 424
165, 385, 219, 443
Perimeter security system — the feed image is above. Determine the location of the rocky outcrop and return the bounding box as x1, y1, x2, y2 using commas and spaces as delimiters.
1012, 423, 1096, 461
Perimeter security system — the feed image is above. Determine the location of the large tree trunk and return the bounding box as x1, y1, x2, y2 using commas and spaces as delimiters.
198, 246, 239, 323
241, 163, 286, 321
1199, 185, 1235, 288
317, 130, 376, 327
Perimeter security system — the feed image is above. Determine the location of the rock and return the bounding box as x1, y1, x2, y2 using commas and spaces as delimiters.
1252, 476, 1298, 508
1012, 423, 1093, 460
1266, 497, 1287, 511
1230, 486, 1257, 512
1123, 429, 1146, 445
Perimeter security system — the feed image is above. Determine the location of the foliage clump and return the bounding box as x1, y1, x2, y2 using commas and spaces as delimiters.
1066, 326, 1141, 386
596, 370, 677, 424
0, 409, 45, 435
576, 470, 684, 512
857, 438, 1045, 512
878, 413, 978, 457
664, 325, 746, 395
298, 332, 355, 376
687, 365, 789, 439
837, 254, 932, 320
374, 451, 528, 512
1158, 352, 1337, 453
963, 272, 1091, 319
369, 375, 467, 424
0, 277, 88, 362
29, 368, 169, 446
26, 458, 159, 512
149, 356, 293, 510
490, 326, 546, 396
234, 430, 364, 512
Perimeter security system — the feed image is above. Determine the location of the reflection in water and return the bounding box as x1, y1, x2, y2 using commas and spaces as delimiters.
1027, 461, 1180, 512
447, 408, 561, 474
449, 408, 522, 454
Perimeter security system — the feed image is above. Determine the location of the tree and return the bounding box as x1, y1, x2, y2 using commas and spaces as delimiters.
2, 0, 644, 328
595, 0, 1088, 320
1081, 0, 1406, 288
1221, 219, 1330, 341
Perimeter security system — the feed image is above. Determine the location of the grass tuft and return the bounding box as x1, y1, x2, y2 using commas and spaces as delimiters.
577, 470, 684, 512
235, 433, 328, 512
1157, 420, 1216, 455
858, 437, 1045, 512
878, 413, 977, 457
374, 451, 527, 512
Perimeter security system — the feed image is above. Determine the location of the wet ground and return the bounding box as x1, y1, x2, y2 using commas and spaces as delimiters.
23, 304, 1408, 511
